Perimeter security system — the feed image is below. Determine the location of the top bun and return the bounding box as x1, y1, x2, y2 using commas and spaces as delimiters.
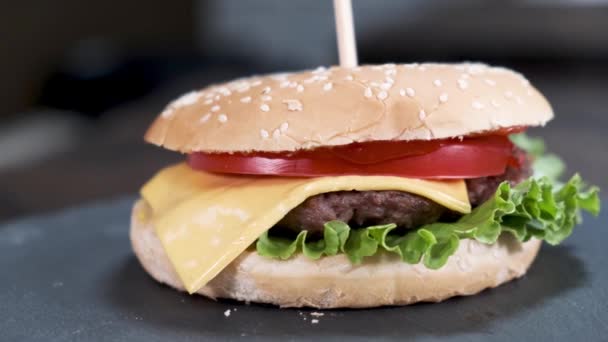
145, 63, 553, 153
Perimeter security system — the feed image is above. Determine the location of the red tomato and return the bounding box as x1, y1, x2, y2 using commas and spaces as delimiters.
321, 126, 525, 165
188, 135, 517, 179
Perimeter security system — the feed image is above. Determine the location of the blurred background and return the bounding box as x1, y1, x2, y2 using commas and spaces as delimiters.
0, 0, 606, 221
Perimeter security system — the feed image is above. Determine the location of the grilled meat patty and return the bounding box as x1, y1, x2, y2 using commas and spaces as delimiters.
276, 148, 531, 234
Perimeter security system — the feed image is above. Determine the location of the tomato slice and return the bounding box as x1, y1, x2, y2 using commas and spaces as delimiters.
188, 135, 516, 179
299, 126, 526, 165
327, 140, 443, 164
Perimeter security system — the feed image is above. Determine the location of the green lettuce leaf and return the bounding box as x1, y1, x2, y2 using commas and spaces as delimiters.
510, 133, 565, 180
510, 133, 546, 157
256, 175, 600, 269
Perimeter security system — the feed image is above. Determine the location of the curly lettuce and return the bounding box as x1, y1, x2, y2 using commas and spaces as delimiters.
257, 175, 599, 268
510, 133, 565, 180
256, 135, 600, 269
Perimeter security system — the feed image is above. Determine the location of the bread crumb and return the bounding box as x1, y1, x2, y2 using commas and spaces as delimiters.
224, 309, 231, 317
310, 312, 324, 317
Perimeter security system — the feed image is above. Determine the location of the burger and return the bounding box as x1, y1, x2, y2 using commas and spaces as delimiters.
131, 63, 600, 308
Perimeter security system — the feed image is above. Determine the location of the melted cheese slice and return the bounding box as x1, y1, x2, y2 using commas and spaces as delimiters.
141, 163, 471, 293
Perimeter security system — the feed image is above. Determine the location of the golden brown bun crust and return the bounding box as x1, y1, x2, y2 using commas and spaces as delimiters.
145, 63, 553, 153
130, 200, 541, 308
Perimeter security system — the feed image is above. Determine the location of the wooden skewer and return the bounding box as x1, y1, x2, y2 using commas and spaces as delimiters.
333, 0, 358, 68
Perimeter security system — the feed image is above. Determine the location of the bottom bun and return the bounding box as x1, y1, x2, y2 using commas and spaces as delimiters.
130, 200, 541, 309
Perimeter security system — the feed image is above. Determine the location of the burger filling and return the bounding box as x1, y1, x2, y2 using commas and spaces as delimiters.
256, 135, 599, 269
278, 148, 531, 234
141, 133, 600, 293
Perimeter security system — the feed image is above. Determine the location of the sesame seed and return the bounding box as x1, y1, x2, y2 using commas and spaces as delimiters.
467, 64, 486, 75
457, 79, 469, 90
262, 86, 272, 94
526, 89, 533, 96
406, 87, 415, 97
260, 129, 269, 139
323, 82, 333, 91
282, 99, 303, 111
199, 113, 211, 123
236, 85, 250, 93
418, 66, 427, 71
383, 63, 396, 69
280, 81, 290, 88
251, 80, 262, 87
364, 87, 373, 98
240, 96, 252, 103
433, 79, 442, 87
484, 79, 496, 86
377, 91, 388, 100
270, 73, 289, 81
345, 75, 354, 81
489, 67, 510, 74
472, 101, 485, 109
260, 104, 270, 112
172, 91, 200, 108
311, 319, 319, 324
161, 108, 174, 118
211, 105, 220, 112
218, 114, 228, 123
280, 122, 289, 132
385, 69, 397, 76
296, 85, 305, 92
504, 91, 514, 99
439, 93, 449, 103
419, 109, 427, 120
288, 82, 298, 88
224, 310, 231, 317
313, 66, 326, 74
380, 83, 392, 91
515, 96, 524, 104
261, 95, 272, 101
491, 100, 500, 108
371, 66, 383, 71
316, 75, 329, 81
399, 89, 406, 97
370, 82, 380, 87
272, 129, 281, 139
386, 77, 395, 84
214, 95, 221, 101
204, 99, 213, 105
204, 93, 214, 99
460, 73, 470, 79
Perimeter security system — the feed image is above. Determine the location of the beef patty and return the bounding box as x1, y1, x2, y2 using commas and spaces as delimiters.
276, 148, 531, 234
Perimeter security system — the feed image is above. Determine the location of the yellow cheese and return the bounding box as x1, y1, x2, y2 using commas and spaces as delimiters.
141, 163, 471, 293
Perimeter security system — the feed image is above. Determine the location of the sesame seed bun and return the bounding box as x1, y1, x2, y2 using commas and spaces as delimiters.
145, 63, 553, 153
131, 200, 541, 309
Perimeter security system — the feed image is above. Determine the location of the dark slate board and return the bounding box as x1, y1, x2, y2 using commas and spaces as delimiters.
1, 197, 606, 342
